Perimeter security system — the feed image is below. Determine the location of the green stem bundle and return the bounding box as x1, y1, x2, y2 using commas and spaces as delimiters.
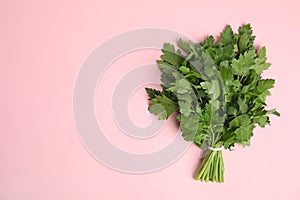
194, 149, 224, 182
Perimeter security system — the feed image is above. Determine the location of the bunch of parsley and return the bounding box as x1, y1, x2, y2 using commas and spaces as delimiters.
146, 24, 279, 182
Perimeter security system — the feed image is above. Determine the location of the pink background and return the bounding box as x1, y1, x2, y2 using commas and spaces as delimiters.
1, 0, 300, 199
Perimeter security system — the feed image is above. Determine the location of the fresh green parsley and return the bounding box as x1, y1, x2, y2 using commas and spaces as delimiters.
146, 24, 280, 182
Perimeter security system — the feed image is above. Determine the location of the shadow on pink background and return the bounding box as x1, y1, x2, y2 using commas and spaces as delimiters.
1, 0, 299, 199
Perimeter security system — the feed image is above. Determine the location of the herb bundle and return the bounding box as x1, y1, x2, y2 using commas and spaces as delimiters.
146, 24, 279, 182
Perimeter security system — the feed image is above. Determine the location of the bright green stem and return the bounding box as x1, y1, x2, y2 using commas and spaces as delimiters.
194, 150, 225, 183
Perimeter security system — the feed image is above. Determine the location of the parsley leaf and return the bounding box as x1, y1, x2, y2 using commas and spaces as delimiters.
148, 95, 177, 120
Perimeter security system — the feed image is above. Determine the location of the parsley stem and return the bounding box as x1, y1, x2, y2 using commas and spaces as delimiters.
194, 150, 224, 182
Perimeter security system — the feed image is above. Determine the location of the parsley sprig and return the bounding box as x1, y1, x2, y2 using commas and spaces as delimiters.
146, 24, 280, 182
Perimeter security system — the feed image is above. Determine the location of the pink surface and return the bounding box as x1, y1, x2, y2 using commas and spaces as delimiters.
1, 0, 300, 199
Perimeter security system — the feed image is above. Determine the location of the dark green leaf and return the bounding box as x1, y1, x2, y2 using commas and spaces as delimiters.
145, 87, 162, 99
